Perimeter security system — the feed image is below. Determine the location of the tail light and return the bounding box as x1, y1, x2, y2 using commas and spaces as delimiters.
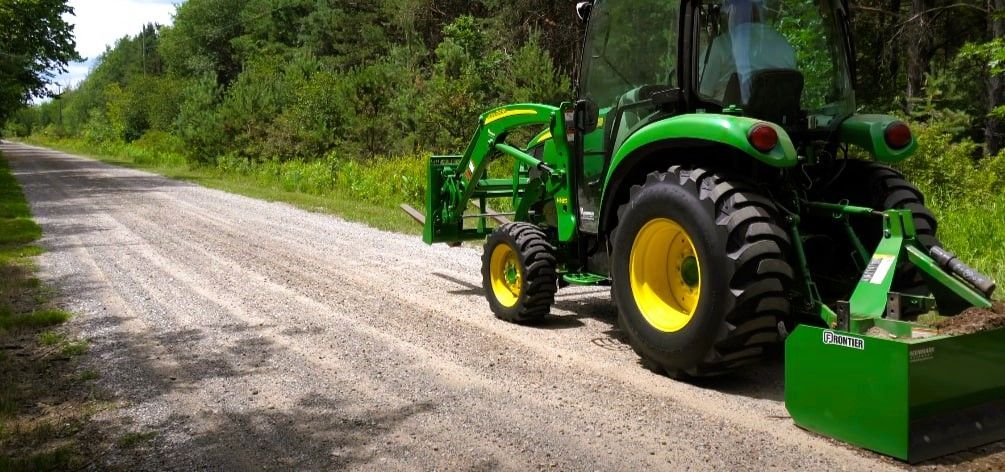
748, 124, 778, 153
884, 122, 912, 149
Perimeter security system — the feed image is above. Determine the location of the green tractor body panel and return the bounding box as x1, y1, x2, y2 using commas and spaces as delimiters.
606, 114, 798, 185
840, 114, 918, 162
786, 325, 1005, 463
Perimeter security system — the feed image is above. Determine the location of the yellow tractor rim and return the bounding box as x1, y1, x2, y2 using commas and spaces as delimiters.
629, 218, 702, 333
490, 243, 522, 307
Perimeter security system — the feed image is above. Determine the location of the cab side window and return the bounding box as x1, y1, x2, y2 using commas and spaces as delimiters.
582, 0, 680, 109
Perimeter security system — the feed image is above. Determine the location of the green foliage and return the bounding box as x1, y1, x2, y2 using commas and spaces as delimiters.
498, 34, 572, 105
0, 0, 80, 124
37, 330, 65, 346
927, 194, 1005, 284
174, 75, 226, 163
0, 309, 70, 331
117, 431, 157, 448
0, 447, 74, 472
414, 16, 570, 152
959, 38, 1005, 119
8, 0, 573, 158
894, 106, 1005, 282
159, 0, 249, 84
60, 340, 88, 356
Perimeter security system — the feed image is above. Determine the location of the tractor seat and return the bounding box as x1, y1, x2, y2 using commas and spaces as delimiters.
744, 69, 804, 126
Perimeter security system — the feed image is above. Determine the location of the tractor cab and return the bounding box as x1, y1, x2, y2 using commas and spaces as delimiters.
576, 0, 857, 232
579, 0, 855, 133
693, 0, 856, 128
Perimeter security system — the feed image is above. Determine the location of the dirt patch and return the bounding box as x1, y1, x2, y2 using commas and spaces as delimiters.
937, 302, 1005, 336
865, 326, 896, 338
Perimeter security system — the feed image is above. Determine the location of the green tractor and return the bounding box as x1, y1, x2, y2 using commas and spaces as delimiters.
405, 0, 1005, 462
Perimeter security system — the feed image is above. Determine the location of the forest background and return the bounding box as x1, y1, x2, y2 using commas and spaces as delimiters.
5, 0, 1005, 279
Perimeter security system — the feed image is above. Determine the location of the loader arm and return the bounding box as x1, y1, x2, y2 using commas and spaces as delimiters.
422, 103, 576, 245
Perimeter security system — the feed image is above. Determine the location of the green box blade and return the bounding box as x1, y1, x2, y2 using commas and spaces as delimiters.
785, 325, 1005, 462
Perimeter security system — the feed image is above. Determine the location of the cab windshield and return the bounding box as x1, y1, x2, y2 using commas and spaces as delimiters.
698, 0, 855, 128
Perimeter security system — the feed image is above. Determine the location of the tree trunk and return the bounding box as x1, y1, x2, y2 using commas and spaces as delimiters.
905, 0, 929, 109
886, 0, 902, 86
987, 0, 1005, 156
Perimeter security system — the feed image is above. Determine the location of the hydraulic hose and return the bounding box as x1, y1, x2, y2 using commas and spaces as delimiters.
930, 246, 997, 297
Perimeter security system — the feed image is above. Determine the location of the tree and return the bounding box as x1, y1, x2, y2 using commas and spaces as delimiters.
159, 0, 249, 85
987, 1, 1005, 154
0, 0, 80, 123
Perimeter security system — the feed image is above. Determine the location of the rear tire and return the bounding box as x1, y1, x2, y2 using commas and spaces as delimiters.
611, 166, 794, 377
819, 161, 941, 296
825, 161, 940, 249
481, 223, 558, 322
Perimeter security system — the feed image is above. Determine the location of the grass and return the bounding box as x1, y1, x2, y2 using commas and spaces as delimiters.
932, 194, 1005, 284
0, 150, 104, 470
60, 341, 89, 357
116, 430, 157, 448
24, 136, 425, 234
36, 331, 65, 346
0, 309, 71, 331
0, 447, 74, 471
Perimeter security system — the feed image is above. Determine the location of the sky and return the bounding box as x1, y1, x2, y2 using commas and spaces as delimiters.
52, 0, 178, 92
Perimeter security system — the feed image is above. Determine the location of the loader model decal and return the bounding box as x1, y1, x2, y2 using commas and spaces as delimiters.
483, 108, 537, 125
823, 330, 865, 350
909, 346, 936, 363
861, 254, 896, 285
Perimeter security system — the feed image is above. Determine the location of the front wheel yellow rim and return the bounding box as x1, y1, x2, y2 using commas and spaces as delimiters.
490, 244, 522, 307
629, 218, 702, 332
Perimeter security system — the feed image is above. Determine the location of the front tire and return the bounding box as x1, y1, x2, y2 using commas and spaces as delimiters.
611, 166, 793, 377
481, 223, 557, 322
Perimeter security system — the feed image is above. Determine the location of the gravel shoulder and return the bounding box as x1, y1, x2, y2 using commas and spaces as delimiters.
3, 141, 1003, 470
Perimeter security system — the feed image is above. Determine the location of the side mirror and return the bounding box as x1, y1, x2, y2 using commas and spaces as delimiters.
576, 2, 593, 23
574, 99, 600, 134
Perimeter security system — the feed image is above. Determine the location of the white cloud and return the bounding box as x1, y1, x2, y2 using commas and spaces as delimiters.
68, 0, 176, 60
52, 0, 177, 91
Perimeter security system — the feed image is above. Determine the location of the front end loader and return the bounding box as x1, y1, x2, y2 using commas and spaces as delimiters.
405, 0, 1005, 462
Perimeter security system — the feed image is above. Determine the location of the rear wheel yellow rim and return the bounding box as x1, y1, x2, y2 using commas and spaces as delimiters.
629, 218, 702, 332
490, 244, 522, 307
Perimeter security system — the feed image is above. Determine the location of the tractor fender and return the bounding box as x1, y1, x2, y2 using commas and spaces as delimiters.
597, 114, 798, 235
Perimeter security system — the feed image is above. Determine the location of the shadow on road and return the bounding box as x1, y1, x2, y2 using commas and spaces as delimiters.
430, 271, 787, 403
76, 303, 446, 469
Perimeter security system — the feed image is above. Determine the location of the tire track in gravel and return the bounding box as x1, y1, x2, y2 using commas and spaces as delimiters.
7, 141, 1003, 470
94, 168, 828, 453
98, 177, 809, 470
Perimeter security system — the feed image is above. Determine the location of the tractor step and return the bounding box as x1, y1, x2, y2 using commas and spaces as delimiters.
562, 272, 610, 286
785, 324, 1005, 463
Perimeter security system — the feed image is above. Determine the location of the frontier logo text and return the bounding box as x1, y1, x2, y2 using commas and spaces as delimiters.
822, 330, 865, 350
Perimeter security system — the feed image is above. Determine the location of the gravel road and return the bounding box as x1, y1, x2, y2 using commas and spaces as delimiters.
3, 141, 1003, 471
